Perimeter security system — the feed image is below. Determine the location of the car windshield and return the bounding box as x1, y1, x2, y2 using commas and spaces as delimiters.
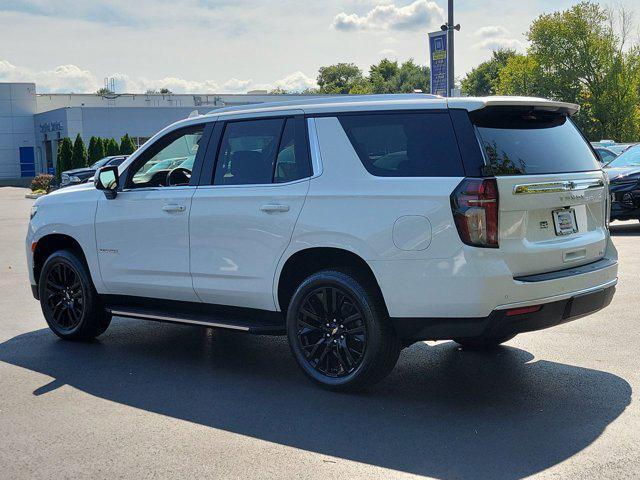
605, 145, 640, 168
89, 157, 111, 169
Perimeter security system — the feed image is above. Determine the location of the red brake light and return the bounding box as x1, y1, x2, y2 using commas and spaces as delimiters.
451, 178, 499, 248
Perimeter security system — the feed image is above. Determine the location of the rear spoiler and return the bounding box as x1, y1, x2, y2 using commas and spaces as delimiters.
448, 96, 580, 116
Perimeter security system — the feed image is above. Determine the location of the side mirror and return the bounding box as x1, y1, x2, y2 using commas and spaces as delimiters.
94, 166, 119, 199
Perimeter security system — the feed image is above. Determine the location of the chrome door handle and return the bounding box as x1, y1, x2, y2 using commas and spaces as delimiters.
260, 204, 290, 213
162, 204, 186, 213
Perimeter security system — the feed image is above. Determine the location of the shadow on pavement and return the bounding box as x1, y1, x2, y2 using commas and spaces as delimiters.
0, 319, 631, 479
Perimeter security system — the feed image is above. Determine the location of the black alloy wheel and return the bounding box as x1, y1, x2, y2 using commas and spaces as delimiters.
39, 250, 111, 340
287, 269, 400, 392
296, 285, 367, 378
43, 262, 85, 332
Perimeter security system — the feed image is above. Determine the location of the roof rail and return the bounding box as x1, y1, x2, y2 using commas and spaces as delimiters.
206, 93, 442, 116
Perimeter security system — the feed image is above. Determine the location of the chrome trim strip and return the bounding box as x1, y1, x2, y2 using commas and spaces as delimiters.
110, 310, 250, 331
306, 118, 324, 176
513, 178, 604, 195
496, 278, 617, 310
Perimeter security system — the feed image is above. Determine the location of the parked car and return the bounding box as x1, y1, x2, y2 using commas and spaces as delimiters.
26, 95, 617, 391
593, 146, 617, 166
604, 144, 640, 221
60, 156, 128, 187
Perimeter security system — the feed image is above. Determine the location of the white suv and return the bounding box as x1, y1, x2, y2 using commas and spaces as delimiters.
26, 95, 618, 391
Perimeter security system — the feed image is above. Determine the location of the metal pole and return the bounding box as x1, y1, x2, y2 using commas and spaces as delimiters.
447, 0, 454, 96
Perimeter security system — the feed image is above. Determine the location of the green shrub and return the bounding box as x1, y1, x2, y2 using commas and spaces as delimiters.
30, 174, 53, 193
55, 137, 73, 183
72, 134, 87, 168
120, 133, 136, 155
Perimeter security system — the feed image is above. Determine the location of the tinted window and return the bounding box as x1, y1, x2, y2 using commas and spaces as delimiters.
214, 119, 284, 185
274, 118, 310, 183
338, 113, 463, 177
471, 107, 599, 175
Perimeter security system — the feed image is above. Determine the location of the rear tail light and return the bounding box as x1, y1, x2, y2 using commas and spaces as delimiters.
451, 178, 499, 248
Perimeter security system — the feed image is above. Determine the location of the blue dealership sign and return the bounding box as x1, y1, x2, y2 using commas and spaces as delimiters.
429, 31, 448, 96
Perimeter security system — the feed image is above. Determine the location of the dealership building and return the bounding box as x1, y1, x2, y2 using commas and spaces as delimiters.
0, 82, 321, 183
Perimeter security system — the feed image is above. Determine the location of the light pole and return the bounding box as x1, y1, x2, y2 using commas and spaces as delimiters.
441, 0, 460, 96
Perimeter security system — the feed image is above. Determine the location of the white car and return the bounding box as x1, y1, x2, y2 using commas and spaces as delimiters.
26, 95, 618, 391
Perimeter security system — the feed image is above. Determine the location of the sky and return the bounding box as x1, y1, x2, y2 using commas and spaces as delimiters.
0, 0, 600, 94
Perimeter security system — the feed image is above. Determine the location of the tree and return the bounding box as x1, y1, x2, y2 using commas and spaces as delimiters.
96, 137, 106, 160
525, 1, 640, 140
71, 134, 87, 169
365, 58, 431, 94
106, 138, 120, 156
461, 49, 516, 96
392, 59, 430, 93
317, 63, 363, 94
119, 134, 136, 155
87, 136, 106, 164
55, 137, 73, 183
96, 87, 114, 95
159, 88, 172, 94
496, 54, 546, 96
269, 87, 289, 95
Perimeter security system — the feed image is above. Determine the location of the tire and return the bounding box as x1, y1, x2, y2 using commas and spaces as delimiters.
286, 269, 400, 392
38, 249, 111, 341
453, 334, 516, 351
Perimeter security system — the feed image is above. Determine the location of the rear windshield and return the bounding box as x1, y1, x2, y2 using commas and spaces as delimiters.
338, 112, 464, 177
470, 107, 599, 175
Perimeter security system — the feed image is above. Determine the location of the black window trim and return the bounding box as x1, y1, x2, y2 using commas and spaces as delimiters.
197, 114, 313, 187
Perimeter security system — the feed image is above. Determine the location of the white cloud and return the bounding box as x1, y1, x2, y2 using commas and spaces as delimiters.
474, 26, 510, 38
272, 71, 317, 92
0, 60, 98, 92
378, 48, 398, 57
222, 78, 254, 93
474, 37, 524, 50
471, 26, 524, 51
0, 59, 315, 94
332, 0, 444, 32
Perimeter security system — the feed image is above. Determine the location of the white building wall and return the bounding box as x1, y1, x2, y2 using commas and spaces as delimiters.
0, 83, 36, 180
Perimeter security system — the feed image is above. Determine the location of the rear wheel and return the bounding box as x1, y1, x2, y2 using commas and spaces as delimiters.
454, 334, 516, 350
39, 250, 111, 341
286, 269, 400, 392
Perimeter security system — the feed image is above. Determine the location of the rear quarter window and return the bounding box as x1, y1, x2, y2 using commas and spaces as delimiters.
470, 107, 600, 175
338, 112, 464, 177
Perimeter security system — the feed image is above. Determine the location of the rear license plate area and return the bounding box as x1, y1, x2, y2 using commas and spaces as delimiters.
552, 208, 578, 236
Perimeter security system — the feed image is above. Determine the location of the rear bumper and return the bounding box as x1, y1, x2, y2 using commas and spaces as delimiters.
392, 283, 616, 343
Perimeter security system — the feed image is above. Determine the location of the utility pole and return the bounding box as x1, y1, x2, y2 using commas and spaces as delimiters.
441, 0, 460, 96
447, 0, 455, 96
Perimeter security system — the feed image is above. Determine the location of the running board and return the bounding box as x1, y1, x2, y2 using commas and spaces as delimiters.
103, 295, 285, 335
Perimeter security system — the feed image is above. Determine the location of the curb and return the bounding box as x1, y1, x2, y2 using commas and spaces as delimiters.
25, 193, 44, 199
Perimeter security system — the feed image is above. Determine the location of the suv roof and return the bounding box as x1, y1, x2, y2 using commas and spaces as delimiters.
204, 94, 580, 119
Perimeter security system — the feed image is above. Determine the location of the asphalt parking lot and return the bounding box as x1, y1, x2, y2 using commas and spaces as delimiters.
0, 186, 638, 479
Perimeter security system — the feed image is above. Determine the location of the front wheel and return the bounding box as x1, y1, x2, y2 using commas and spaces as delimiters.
39, 249, 111, 341
286, 269, 400, 392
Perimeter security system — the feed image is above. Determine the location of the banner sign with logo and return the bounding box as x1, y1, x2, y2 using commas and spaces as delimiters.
428, 30, 448, 96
